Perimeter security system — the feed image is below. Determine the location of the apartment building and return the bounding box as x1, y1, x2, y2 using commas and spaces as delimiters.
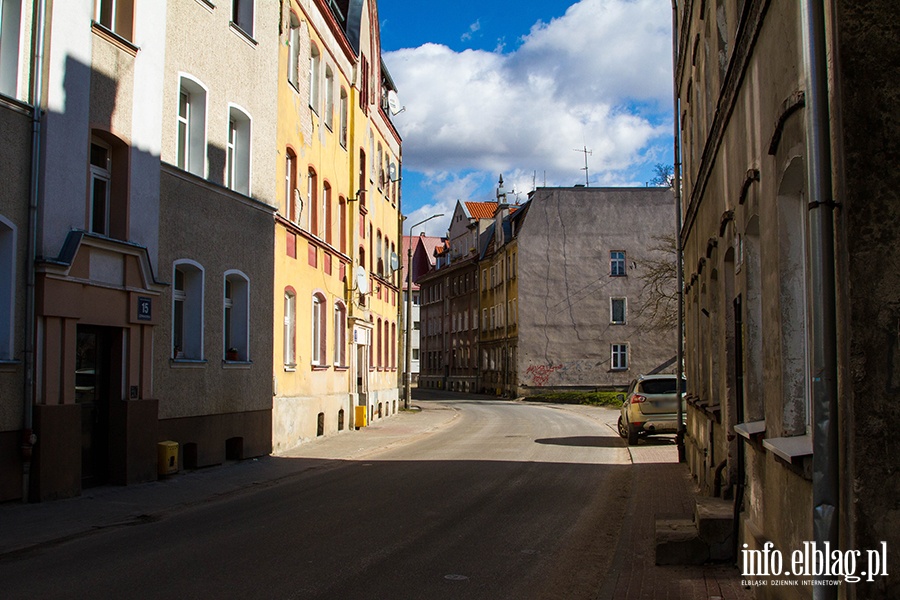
676, 1, 899, 596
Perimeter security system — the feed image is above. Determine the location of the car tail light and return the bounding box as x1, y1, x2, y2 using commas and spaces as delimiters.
631, 394, 647, 404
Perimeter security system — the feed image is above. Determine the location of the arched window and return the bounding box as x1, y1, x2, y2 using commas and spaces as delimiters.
307, 167, 318, 234
311, 292, 326, 366
376, 230, 383, 276
333, 301, 346, 366
173, 260, 204, 360
377, 318, 382, 368
287, 13, 301, 88
284, 288, 296, 368
391, 322, 397, 369
224, 271, 250, 361
177, 75, 208, 176
338, 196, 347, 253
322, 181, 332, 243
285, 148, 297, 220
339, 88, 348, 148
309, 43, 321, 112
226, 105, 251, 195
324, 65, 334, 130
358, 149, 366, 208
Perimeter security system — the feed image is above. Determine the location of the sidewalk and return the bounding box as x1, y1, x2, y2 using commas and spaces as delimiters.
0, 402, 460, 559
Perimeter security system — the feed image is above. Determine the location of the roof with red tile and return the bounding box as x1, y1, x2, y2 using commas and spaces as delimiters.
464, 201, 499, 220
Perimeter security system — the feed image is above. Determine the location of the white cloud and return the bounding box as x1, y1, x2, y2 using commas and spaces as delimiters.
461, 19, 482, 41
384, 0, 673, 193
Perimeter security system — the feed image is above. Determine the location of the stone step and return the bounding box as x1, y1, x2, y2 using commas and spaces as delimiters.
655, 518, 709, 565
655, 498, 736, 565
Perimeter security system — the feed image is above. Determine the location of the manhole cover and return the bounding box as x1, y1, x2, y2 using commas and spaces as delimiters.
444, 574, 469, 581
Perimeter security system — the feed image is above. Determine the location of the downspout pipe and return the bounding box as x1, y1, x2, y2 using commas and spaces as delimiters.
671, 0, 686, 464
800, 1, 840, 598
23, 0, 48, 502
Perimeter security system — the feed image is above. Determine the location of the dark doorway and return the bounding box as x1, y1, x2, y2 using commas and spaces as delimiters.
76, 326, 118, 488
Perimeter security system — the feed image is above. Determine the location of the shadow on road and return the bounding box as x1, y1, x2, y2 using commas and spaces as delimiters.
534, 436, 626, 448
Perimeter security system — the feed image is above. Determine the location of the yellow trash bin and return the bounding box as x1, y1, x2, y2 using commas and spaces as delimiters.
354, 405, 367, 429
157, 441, 178, 475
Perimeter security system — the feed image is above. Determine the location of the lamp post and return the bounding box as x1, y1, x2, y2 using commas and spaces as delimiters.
404, 214, 444, 409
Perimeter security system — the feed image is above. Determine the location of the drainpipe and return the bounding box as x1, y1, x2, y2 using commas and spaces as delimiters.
800, 1, 839, 598
23, 0, 48, 502
671, 0, 686, 464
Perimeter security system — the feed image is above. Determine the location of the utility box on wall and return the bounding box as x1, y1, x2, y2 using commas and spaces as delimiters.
157, 441, 178, 476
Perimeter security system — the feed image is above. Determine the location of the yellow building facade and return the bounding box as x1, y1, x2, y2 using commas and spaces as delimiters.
273, 0, 402, 452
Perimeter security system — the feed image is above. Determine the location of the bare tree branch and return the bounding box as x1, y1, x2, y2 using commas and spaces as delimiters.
635, 234, 678, 332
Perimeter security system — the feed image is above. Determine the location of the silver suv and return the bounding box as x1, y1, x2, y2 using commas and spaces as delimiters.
617, 374, 686, 445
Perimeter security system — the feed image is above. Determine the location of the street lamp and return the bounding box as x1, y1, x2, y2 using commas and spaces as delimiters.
404, 214, 444, 409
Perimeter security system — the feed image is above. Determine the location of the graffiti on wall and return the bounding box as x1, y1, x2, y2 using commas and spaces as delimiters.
524, 364, 563, 386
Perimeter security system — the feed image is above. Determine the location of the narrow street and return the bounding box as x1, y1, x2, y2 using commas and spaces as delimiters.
0, 391, 749, 599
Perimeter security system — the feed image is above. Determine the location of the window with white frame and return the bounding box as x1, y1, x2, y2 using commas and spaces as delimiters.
176, 76, 207, 176
231, 0, 254, 37
611, 298, 626, 324
611, 343, 628, 370
0, 216, 15, 360
311, 292, 326, 366
324, 65, 334, 130
610, 251, 626, 276
309, 44, 321, 112
285, 148, 297, 220
1, 0, 24, 97
284, 289, 296, 367
287, 12, 301, 89
94, 0, 134, 41
89, 139, 112, 236
226, 106, 251, 195
224, 271, 249, 361
173, 261, 204, 360
339, 88, 348, 148
333, 301, 346, 366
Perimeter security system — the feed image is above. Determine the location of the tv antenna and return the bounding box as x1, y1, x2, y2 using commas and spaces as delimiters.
574, 146, 592, 186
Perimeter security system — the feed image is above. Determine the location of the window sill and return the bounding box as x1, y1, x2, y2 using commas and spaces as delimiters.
91, 22, 139, 56
735, 420, 766, 440
222, 360, 252, 370
763, 434, 813, 462
334, 365, 350, 371
170, 359, 208, 369
194, 0, 215, 11
283, 364, 297, 372
0, 360, 22, 373
229, 22, 258, 46
311, 364, 330, 371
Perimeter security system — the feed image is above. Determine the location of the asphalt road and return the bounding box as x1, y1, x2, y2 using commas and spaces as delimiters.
1, 396, 636, 600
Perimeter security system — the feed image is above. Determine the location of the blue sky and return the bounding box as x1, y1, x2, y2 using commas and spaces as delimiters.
379, 0, 674, 236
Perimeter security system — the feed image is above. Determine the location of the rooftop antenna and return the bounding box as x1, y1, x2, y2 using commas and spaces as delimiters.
574, 146, 592, 186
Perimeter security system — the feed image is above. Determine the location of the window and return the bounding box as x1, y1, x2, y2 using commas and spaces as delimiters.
173, 261, 204, 360
224, 271, 249, 361
231, 0, 254, 37
177, 77, 207, 176
284, 289, 296, 367
334, 301, 346, 366
376, 230, 383, 276
339, 88, 348, 148
287, 13, 301, 89
1, 0, 23, 97
285, 148, 297, 220
311, 293, 326, 366
322, 182, 332, 243
338, 197, 347, 253
324, 65, 334, 130
89, 139, 111, 236
226, 106, 251, 195
611, 298, 626, 324
391, 322, 397, 368
611, 344, 628, 370
307, 167, 317, 233
309, 44, 321, 112
0, 216, 14, 360
94, 0, 134, 41
610, 251, 626, 276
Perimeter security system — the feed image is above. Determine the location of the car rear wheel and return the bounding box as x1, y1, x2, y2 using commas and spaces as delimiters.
627, 421, 640, 446
617, 416, 628, 439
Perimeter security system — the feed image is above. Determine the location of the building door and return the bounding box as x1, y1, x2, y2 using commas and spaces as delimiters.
76, 326, 116, 487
